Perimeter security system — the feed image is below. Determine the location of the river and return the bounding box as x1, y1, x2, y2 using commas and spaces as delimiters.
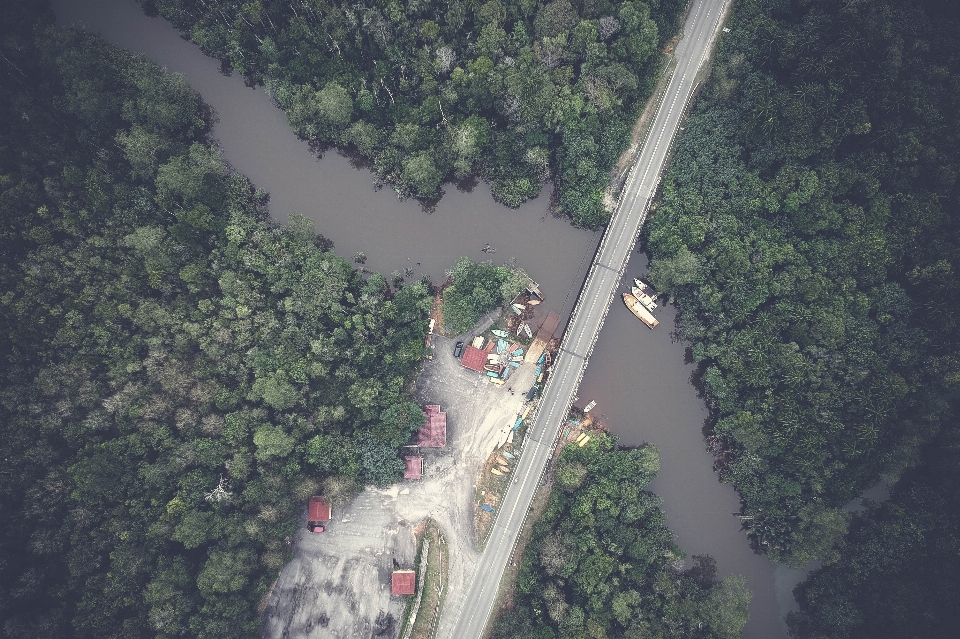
53, 1, 794, 637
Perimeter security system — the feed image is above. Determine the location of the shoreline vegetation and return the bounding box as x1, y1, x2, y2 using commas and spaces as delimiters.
145, 0, 688, 228
490, 431, 752, 639
644, 0, 960, 635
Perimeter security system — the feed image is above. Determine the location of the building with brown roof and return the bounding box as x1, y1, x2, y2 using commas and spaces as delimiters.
391, 570, 416, 595
404, 456, 423, 480
417, 405, 446, 448
460, 344, 487, 372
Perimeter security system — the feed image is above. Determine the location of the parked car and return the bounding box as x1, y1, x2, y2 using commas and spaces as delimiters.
453, 341, 464, 358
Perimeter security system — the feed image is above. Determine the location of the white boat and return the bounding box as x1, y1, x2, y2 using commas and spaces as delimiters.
631, 286, 658, 311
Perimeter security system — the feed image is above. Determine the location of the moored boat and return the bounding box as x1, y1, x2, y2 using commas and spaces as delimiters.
631, 286, 658, 311
623, 292, 659, 328
492, 329, 509, 338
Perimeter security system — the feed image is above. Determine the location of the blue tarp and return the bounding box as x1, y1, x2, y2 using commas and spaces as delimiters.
481, 504, 494, 513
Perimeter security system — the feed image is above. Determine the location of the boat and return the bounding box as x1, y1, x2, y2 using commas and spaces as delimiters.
502, 451, 516, 459
631, 286, 658, 311
513, 303, 525, 310
492, 329, 509, 338
513, 348, 524, 356
523, 324, 533, 338
485, 364, 502, 373
481, 504, 495, 512
578, 435, 591, 447
489, 377, 505, 385
491, 468, 503, 476
511, 305, 522, 315
497, 339, 508, 353
498, 466, 511, 474
622, 292, 659, 328
583, 400, 597, 413
575, 433, 587, 443
497, 455, 509, 465
528, 299, 541, 305
633, 278, 656, 295
510, 361, 520, 368
501, 366, 512, 380
511, 356, 523, 362
516, 323, 524, 336
472, 336, 485, 348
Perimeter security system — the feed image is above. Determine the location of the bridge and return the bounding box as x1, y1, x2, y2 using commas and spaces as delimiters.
435, 0, 733, 636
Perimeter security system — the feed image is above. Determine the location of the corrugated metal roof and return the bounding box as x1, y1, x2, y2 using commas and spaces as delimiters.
460, 345, 487, 372
308, 497, 331, 522
418, 405, 446, 448
392, 570, 416, 595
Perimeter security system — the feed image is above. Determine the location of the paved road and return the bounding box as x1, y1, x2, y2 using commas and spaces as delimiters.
436, 1, 732, 637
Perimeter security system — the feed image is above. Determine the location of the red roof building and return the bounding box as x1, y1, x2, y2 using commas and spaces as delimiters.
392, 570, 416, 595
418, 405, 447, 448
404, 456, 423, 480
460, 345, 487, 372
308, 496, 331, 523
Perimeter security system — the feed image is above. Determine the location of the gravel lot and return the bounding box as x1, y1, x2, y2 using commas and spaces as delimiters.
262, 313, 539, 638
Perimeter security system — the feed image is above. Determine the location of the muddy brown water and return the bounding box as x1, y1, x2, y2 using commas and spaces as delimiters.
54, 1, 791, 637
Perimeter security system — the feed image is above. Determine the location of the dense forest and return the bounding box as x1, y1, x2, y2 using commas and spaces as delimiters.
0, 2, 432, 637
144, 0, 686, 227
491, 434, 751, 639
787, 417, 960, 639
646, 0, 960, 572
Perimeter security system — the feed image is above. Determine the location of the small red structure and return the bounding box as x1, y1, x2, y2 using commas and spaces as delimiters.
418, 405, 447, 448
404, 456, 423, 480
460, 345, 486, 372
392, 570, 416, 595
307, 496, 331, 533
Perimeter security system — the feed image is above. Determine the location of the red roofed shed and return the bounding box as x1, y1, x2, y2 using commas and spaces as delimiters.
404, 456, 423, 480
308, 496, 331, 522
460, 345, 486, 372
418, 405, 446, 448
392, 570, 416, 595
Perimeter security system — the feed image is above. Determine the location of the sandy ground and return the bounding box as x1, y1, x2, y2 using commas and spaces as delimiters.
262, 311, 540, 638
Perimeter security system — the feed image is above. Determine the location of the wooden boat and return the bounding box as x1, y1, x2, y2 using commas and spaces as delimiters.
491, 468, 503, 476
578, 435, 591, 447
523, 324, 533, 338
484, 364, 502, 373
622, 292, 659, 328
513, 303, 526, 310
631, 286, 658, 311
498, 465, 510, 473
489, 377, 505, 385
497, 456, 509, 465
528, 299, 541, 305
492, 329, 509, 338
516, 323, 524, 336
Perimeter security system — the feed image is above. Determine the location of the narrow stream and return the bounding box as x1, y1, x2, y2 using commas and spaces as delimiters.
54, 1, 794, 637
